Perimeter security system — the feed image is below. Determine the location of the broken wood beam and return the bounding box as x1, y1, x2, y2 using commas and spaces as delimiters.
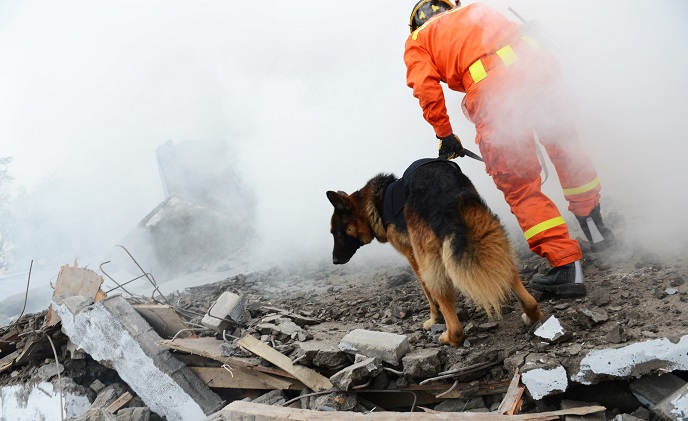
190, 366, 305, 390
216, 400, 606, 420
106, 392, 133, 413
498, 370, 525, 415
237, 334, 333, 392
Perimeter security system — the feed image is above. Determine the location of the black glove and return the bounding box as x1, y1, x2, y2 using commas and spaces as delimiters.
437, 134, 465, 160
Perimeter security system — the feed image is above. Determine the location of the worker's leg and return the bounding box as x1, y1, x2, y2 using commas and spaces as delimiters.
537, 126, 600, 217
477, 126, 582, 267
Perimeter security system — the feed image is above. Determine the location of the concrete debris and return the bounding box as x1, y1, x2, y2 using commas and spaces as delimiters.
202, 291, 248, 331
2, 255, 688, 420
572, 334, 688, 385
534, 315, 567, 343
54, 294, 225, 420
329, 356, 383, 390
520, 353, 568, 400
338, 329, 410, 365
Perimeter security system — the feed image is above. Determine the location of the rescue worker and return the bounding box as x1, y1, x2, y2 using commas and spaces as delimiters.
404, 0, 615, 297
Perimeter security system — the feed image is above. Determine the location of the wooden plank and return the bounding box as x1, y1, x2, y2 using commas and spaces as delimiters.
133, 304, 190, 339
106, 392, 132, 413
405, 379, 511, 399
0, 351, 18, 375
218, 400, 606, 420
237, 335, 333, 392
190, 366, 304, 390
498, 371, 525, 415
47, 263, 106, 326
157, 337, 300, 379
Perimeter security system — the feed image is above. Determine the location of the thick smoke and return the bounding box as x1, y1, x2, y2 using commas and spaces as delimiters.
1, 1, 687, 301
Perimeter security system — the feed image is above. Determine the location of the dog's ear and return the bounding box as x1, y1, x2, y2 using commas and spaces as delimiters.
326, 190, 350, 212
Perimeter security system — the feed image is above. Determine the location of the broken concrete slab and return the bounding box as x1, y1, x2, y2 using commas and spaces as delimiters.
521, 353, 568, 400
0, 378, 92, 421
338, 329, 410, 365
629, 373, 686, 408
293, 340, 349, 369
653, 382, 688, 420
329, 356, 383, 390
571, 334, 688, 385
201, 291, 248, 331
534, 315, 568, 344
54, 294, 225, 421
402, 348, 442, 378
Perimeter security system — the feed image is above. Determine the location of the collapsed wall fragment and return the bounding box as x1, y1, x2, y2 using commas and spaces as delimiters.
53, 293, 225, 421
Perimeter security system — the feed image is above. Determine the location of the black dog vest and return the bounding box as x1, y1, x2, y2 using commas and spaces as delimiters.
382, 158, 459, 230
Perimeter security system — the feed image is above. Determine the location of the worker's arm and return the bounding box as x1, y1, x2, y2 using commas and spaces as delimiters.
404, 43, 453, 138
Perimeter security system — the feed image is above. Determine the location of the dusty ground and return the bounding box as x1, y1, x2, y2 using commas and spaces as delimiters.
172, 217, 688, 384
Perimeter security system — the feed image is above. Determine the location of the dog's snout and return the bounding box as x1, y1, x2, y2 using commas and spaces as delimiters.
332, 256, 349, 265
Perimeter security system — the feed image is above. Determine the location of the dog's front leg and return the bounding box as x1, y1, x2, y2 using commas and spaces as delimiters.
405, 253, 440, 330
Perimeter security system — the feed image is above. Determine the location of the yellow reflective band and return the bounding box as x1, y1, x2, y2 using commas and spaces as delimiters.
524, 216, 566, 240
562, 178, 600, 196
469, 60, 487, 83
496, 45, 518, 66
521, 35, 541, 49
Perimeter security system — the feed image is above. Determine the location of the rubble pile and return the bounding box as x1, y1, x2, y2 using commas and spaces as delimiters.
1, 240, 688, 420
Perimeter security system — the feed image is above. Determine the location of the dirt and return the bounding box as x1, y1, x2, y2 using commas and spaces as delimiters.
171, 221, 688, 381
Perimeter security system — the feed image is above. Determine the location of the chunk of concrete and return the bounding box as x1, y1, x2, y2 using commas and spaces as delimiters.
54, 295, 225, 421
338, 329, 409, 365
630, 373, 686, 408
201, 291, 248, 331
294, 341, 349, 369
330, 356, 383, 391
534, 315, 567, 343
653, 382, 688, 421
0, 378, 92, 421
572, 335, 688, 385
521, 353, 568, 400
402, 348, 442, 378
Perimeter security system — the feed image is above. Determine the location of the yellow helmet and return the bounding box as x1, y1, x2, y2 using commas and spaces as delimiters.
409, 0, 455, 33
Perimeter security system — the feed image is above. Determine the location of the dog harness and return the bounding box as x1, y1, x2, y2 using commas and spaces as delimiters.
382, 158, 459, 230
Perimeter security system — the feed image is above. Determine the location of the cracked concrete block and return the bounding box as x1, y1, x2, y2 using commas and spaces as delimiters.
202, 291, 247, 331
294, 341, 349, 369
54, 295, 225, 421
330, 356, 383, 391
402, 348, 442, 378
338, 329, 409, 365
653, 382, 688, 421
630, 373, 686, 408
572, 335, 688, 385
521, 353, 568, 400
534, 315, 568, 343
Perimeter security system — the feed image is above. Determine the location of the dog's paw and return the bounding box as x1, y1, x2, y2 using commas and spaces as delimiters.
423, 318, 436, 331
521, 312, 534, 326
438, 331, 461, 347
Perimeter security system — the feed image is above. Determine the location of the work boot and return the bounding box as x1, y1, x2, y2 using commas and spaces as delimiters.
530, 260, 586, 297
575, 204, 616, 253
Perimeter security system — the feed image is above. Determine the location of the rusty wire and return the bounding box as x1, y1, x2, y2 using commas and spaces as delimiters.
44, 332, 64, 421
4, 260, 33, 330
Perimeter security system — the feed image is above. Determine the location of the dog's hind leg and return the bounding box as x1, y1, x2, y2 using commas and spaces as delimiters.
405, 253, 440, 330
511, 269, 543, 325
432, 286, 464, 346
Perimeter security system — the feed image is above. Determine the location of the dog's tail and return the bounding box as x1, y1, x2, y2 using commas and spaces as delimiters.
443, 201, 516, 319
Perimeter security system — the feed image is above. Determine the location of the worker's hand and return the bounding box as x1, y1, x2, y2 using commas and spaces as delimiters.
437, 134, 465, 160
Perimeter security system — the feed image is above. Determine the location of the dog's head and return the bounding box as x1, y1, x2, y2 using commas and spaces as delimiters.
326, 190, 372, 265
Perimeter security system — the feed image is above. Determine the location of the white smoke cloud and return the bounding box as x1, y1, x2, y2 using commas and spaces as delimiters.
1, 0, 687, 296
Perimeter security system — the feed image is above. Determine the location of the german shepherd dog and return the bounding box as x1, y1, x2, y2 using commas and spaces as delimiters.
326, 158, 543, 346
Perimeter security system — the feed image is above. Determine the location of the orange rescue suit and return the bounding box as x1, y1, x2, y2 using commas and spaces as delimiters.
404, 3, 602, 267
